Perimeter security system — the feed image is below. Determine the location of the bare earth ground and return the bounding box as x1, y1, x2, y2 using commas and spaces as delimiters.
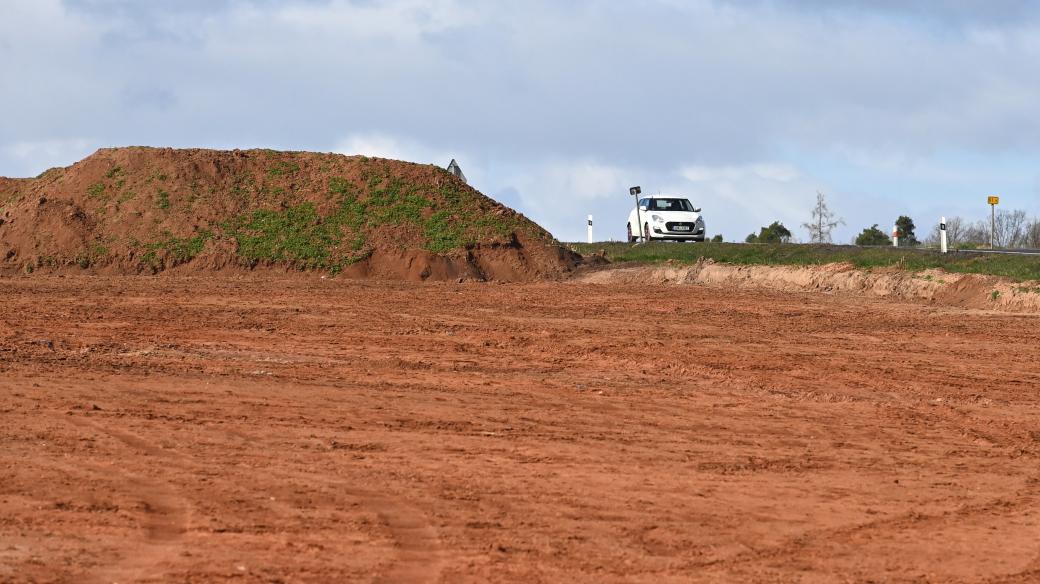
2, 276, 1040, 583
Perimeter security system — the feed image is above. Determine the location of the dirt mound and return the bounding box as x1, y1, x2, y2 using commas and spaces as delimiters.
579, 260, 1040, 312
0, 147, 579, 281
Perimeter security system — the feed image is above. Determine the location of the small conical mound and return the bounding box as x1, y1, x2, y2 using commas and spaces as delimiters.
0, 147, 579, 281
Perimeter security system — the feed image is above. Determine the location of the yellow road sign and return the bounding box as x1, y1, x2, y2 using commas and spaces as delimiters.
988, 196, 1000, 205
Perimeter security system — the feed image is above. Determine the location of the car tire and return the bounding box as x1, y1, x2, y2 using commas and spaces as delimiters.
627, 224, 637, 243
644, 222, 652, 242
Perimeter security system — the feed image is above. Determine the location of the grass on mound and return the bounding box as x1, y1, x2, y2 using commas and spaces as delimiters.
218, 170, 527, 273
571, 242, 1040, 282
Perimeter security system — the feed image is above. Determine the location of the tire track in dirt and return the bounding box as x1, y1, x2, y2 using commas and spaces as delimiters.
221, 453, 447, 584
199, 410, 451, 584
148, 418, 447, 584
690, 495, 1035, 581
63, 416, 192, 584
678, 397, 1040, 579
365, 493, 446, 584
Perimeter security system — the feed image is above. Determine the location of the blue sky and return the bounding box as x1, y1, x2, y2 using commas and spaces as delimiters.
3, 0, 1039, 242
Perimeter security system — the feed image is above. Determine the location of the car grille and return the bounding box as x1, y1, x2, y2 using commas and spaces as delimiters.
666, 222, 698, 232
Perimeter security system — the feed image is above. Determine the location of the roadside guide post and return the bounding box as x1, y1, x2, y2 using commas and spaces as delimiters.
587, 215, 593, 244
892, 224, 899, 247
988, 196, 999, 248
630, 186, 643, 243
940, 217, 948, 254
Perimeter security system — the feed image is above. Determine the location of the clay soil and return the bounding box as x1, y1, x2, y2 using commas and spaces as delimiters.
3, 276, 1040, 583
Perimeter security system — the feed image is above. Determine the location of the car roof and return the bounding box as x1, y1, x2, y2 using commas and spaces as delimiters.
645, 194, 688, 199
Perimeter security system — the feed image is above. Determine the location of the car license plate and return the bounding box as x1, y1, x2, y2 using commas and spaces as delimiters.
673, 226, 691, 231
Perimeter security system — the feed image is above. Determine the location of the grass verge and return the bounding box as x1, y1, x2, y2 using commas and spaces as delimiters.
570, 242, 1040, 282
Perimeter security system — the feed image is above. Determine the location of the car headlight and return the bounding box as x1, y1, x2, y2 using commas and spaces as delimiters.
651, 214, 664, 223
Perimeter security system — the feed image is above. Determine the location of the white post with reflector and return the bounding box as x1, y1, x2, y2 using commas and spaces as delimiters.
892, 225, 899, 247
940, 217, 948, 254
587, 215, 593, 244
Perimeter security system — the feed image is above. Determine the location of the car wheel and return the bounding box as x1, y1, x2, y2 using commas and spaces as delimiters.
644, 222, 652, 242
627, 223, 636, 243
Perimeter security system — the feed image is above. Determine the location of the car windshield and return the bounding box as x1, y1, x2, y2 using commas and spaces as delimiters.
648, 198, 694, 212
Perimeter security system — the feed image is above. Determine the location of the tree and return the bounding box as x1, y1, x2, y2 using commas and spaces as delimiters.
746, 221, 792, 244
1025, 218, 1040, 249
925, 216, 969, 248
854, 224, 890, 246
993, 209, 1028, 248
801, 191, 844, 243
962, 220, 991, 248
711, 234, 723, 243
895, 215, 918, 246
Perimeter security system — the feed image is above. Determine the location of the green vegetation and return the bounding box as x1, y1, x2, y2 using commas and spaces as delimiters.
87, 183, 106, 200
570, 242, 1040, 282
139, 231, 213, 269
745, 221, 792, 244
855, 224, 891, 246
156, 189, 171, 210
267, 161, 300, 177
221, 184, 372, 272
218, 170, 525, 270
895, 215, 919, 246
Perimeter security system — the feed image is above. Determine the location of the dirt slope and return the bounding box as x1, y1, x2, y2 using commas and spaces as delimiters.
0, 147, 578, 281
580, 260, 1040, 312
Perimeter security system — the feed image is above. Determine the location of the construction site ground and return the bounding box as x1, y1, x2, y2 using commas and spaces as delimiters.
2, 275, 1039, 583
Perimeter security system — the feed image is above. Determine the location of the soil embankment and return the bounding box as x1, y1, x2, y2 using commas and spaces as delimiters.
580, 260, 1040, 312
0, 147, 579, 281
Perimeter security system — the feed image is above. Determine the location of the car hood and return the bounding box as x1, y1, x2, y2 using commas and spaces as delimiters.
649, 211, 702, 222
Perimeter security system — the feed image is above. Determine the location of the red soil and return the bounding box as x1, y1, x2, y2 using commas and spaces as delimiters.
0, 148, 579, 281
3, 275, 1039, 582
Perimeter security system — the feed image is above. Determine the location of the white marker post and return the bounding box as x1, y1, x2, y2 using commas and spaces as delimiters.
939, 217, 948, 254
892, 225, 899, 247
587, 215, 594, 244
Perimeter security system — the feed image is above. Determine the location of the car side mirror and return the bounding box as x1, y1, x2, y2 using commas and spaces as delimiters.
639, 206, 648, 211
693, 208, 702, 213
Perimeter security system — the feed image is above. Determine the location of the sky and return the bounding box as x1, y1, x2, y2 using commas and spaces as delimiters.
3, 0, 1039, 243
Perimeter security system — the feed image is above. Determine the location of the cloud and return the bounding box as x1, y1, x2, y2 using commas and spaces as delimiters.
725, 0, 1039, 26
3, 0, 1040, 239
2, 139, 98, 177
334, 133, 445, 164
681, 163, 800, 184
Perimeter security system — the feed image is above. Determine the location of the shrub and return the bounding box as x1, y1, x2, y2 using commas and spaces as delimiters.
746, 221, 792, 244
855, 224, 891, 246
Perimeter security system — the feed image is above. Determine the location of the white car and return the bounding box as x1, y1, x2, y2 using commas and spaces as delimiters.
627, 195, 706, 242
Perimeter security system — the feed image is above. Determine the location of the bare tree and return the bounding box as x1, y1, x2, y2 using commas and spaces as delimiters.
993, 209, 1028, 248
925, 216, 970, 248
963, 220, 990, 247
1025, 218, 1040, 249
802, 191, 844, 244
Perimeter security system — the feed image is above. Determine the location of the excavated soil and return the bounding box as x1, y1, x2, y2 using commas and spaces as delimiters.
3, 275, 1040, 583
0, 148, 578, 281
580, 260, 1040, 313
